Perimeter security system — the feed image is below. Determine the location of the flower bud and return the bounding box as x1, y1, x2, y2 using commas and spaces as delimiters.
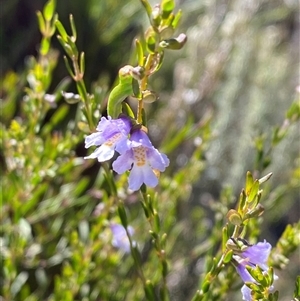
151, 4, 161, 27
159, 33, 187, 50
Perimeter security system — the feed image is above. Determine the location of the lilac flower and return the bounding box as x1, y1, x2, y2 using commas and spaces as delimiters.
84, 116, 131, 162
110, 223, 135, 253
233, 240, 275, 301
112, 129, 169, 191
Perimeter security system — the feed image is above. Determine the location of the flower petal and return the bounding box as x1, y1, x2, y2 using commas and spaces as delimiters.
241, 284, 252, 301
112, 151, 134, 174
85, 132, 105, 148
236, 263, 254, 283
147, 148, 170, 171
85, 116, 132, 162
115, 137, 131, 154
128, 164, 158, 191
128, 165, 145, 191
142, 166, 159, 187
242, 240, 271, 269
84, 144, 114, 161
130, 130, 153, 148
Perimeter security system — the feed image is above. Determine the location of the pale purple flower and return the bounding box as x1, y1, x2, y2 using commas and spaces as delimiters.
84, 116, 131, 162
110, 223, 135, 253
233, 240, 275, 301
112, 129, 169, 191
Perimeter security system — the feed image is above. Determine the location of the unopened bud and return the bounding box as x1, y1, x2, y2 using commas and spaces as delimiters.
159, 33, 187, 50
151, 4, 161, 27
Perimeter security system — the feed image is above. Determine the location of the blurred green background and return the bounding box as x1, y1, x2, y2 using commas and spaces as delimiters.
1, 0, 299, 300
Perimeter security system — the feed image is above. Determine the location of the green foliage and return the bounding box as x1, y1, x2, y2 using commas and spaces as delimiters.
293, 276, 300, 300
1, 0, 299, 300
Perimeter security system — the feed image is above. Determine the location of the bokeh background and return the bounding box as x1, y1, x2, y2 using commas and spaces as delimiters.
1, 0, 299, 300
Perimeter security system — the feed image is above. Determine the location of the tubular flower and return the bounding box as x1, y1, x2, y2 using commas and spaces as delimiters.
110, 223, 135, 253
84, 116, 131, 162
112, 129, 169, 191
233, 240, 276, 301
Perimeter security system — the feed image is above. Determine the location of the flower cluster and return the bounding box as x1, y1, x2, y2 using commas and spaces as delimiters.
233, 240, 276, 301
84, 115, 169, 191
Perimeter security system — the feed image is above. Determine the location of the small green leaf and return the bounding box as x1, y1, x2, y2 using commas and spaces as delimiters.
146, 35, 156, 53
69, 14, 77, 41
238, 189, 247, 213
161, 0, 175, 19
286, 101, 300, 121
140, 0, 153, 18
140, 200, 150, 218
145, 280, 156, 301
223, 249, 233, 263
36, 11, 46, 34
122, 102, 135, 119
172, 9, 182, 29
55, 20, 68, 41
142, 107, 147, 126
222, 225, 229, 252
161, 233, 167, 249
57, 36, 73, 58
43, 0, 56, 21
63, 56, 75, 78
135, 39, 144, 66
294, 275, 300, 299
131, 245, 142, 267
201, 280, 210, 293
154, 212, 160, 232
76, 81, 88, 101
245, 171, 254, 195
66, 36, 78, 57
248, 180, 260, 203
132, 78, 141, 99
118, 202, 128, 228
161, 258, 168, 277
80, 52, 85, 75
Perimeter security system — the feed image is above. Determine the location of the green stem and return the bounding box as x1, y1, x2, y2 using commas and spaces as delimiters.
140, 189, 170, 300
137, 53, 154, 124
71, 57, 94, 130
